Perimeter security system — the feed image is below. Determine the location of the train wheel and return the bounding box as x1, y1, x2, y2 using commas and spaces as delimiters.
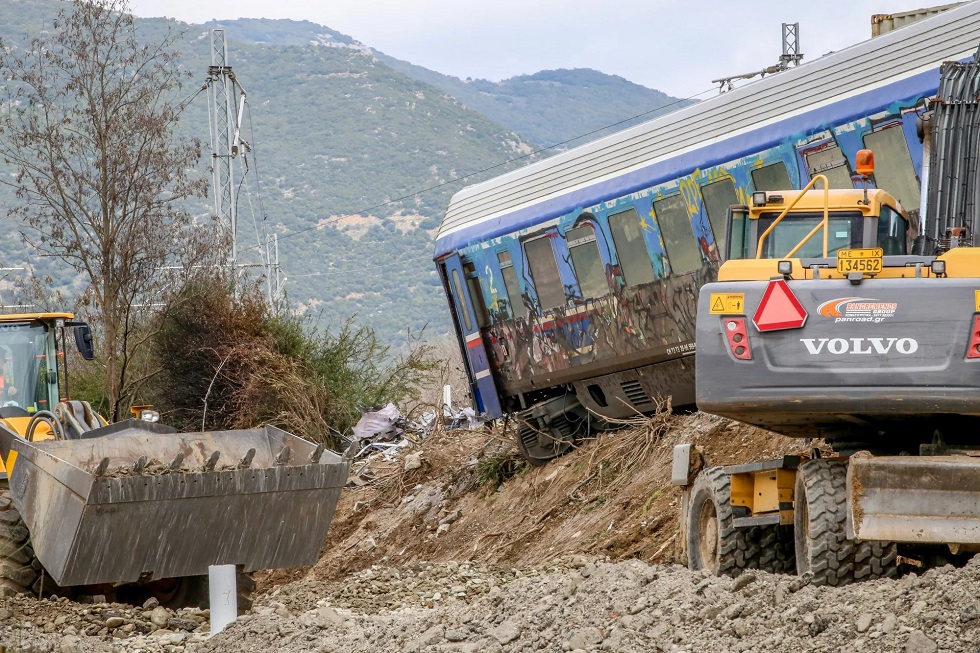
686, 467, 757, 576
125, 568, 254, 613
514, 417, 575, 465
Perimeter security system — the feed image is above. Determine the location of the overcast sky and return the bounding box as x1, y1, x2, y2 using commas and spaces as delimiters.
128, 0, 956, 98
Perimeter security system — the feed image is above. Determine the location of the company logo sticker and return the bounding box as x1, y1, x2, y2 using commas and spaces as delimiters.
800, 337, 918, 355
817, 297, 897, 323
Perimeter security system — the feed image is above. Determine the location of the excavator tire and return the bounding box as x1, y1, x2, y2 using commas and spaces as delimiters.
755, 524, 796, 574
794, 459, 897, 586
686, 466, 758, 577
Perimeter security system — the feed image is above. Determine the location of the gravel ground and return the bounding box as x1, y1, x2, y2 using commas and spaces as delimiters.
0, 595, 212, 652
3, 556, 980, 651
194, 556, 980, 653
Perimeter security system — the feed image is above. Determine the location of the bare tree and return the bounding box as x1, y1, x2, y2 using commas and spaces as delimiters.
0, 0, 224, 420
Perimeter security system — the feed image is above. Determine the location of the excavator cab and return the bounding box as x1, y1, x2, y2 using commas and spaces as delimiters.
725, 187, 913, 265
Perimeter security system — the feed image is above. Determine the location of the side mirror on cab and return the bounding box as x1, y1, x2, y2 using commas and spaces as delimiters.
73, 324, 95, 360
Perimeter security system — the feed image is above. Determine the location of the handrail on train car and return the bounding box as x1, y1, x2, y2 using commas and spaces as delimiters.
755, 174, 831, 259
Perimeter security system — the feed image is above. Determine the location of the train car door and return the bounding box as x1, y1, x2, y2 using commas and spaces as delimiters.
440, 254, 503, 418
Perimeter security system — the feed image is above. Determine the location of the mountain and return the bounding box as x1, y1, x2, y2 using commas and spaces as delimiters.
0, 4, 690, 347
376, 59, 695, 148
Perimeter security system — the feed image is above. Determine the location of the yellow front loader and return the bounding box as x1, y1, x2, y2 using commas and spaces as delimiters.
0, 313, 348, 601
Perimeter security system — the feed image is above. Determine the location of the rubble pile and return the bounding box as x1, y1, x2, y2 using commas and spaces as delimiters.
0, 594, 212, 652
199, 557, 980, 653
4, 413, 980, 651
4, 556, 980, 652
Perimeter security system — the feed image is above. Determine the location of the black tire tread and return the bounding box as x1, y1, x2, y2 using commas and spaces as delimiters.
0, 489, 37, 597
756, 524, 796, 574
795, 459, 897, 586
687, 466, 758, 577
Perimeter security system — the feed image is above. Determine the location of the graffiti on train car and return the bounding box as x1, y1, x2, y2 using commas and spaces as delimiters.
484, 263, 715, 389
447, 96, 929, 403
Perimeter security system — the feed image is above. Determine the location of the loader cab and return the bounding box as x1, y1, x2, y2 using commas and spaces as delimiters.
0, 313, 91, 419
0, 319, 60, 417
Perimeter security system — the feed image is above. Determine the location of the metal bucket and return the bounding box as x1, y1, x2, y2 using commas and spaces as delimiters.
847, 454, 980, 545
5, 420, 348, 587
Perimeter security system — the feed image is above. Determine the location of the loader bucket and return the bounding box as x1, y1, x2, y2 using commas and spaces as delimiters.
847, 454, 980, 545
3, 420, 349, 587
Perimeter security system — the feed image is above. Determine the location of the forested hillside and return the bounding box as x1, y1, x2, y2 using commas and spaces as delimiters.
377, 59, 696, 147
0, 3, 689, 346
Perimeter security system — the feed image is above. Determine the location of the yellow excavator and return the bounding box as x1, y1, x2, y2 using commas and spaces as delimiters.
677, 59, 980, 585
0, 313, 348, 603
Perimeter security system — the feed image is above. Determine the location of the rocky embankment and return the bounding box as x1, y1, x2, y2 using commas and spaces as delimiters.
0, 594, 211, 652
3, 551, 980, 652
198, 556, 978, 653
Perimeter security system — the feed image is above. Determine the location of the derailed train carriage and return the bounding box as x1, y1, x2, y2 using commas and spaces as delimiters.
432, 5, 980, 463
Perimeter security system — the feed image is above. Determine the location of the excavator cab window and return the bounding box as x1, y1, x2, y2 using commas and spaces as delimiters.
876, 205, 909, 255
755, 211, 864, 259
726, 205, 750, 260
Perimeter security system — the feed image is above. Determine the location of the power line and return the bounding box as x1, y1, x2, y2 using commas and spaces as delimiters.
274, 86, 717, 245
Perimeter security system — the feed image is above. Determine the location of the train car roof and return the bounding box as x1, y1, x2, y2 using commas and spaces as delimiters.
434, 2, 980, 259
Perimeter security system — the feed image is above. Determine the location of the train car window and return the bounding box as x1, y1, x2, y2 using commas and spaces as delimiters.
653, 194, 703, 274
751, 163, 792, 191
463, 262, 490, 328
804, 145, 853, 188
863, 126, 921, 214
450, 268, 473, 331
566, 226, 608, 299
497, 251, 527, 320
608, 208, 656, 287
523, 236, 565, 310
701, 179, 738, 255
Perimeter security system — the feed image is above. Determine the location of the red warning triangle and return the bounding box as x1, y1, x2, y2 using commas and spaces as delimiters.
752, 279, 808, 332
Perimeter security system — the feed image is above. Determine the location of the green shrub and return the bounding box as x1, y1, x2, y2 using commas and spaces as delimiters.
151, 282, 436, 446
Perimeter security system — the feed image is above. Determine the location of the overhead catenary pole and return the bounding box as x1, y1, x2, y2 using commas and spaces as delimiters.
274, 234, 283, 302
208, 30, 250, 277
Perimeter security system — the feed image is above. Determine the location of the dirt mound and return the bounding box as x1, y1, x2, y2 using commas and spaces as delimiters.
260, 411, 795, 591
1, 411, 976, 651
0, 594, 212, 651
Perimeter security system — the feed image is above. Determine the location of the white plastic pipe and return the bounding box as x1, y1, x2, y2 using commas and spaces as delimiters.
442, 384, 452, 416
209, 564, 238, 636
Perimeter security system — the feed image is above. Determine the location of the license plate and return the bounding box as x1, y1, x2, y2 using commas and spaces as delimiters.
837, 248, 883, 275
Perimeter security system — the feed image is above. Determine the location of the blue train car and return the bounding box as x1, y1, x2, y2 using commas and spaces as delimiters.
433, 5, 980, 463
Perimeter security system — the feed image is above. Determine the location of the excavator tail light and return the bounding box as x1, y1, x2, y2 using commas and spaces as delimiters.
723, 317, 752, 360
967, 315, 980, 359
